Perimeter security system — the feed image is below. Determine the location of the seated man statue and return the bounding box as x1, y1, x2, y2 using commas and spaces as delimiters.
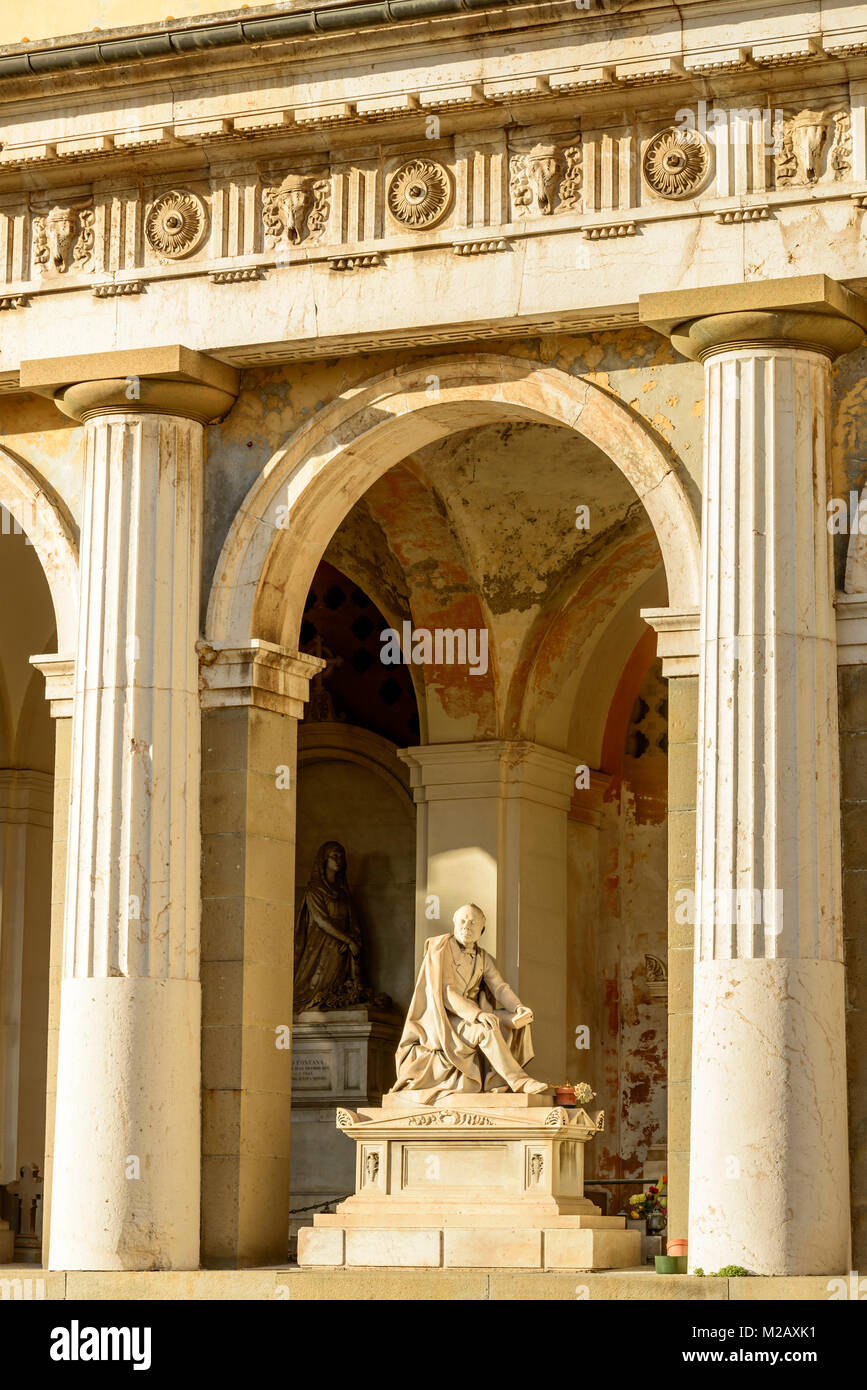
389, 903, 549, 1104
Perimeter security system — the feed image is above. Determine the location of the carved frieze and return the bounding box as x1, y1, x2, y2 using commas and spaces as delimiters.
509, 140, 583, 218
407, 1110, 493, 1127
263, 172, 330, 248
642, 126, 712, 199
774, 108, 852, 187
145, 189, 208, 259
32, 202, 94, 276
386, 159, 452, 229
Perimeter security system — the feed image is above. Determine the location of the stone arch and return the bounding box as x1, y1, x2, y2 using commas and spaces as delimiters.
205, 356, 701, 650
0, 446, 79, 651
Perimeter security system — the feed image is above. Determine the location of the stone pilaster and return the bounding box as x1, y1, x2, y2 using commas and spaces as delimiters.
20, 349, 239, 1271
642, 277, 867, 1274
642, 610, 699, 1247
27, 653, 74, 1263
398, 740, 575, 1083
198, 641, 321, 1268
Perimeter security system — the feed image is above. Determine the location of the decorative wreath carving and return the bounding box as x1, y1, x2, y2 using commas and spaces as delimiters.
387, 159, 452, 229
145, 189, 208, 259
642, 127, 711, 200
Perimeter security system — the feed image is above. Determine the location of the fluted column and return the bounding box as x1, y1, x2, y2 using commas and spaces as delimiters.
642, 278, 867, 1275
21, 349, 238, 1270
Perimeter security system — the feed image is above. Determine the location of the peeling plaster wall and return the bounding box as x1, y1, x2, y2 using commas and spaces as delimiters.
585, 660, 669, 1192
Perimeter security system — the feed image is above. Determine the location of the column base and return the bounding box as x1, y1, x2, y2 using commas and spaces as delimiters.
49, 977, 201, 1271
689, 958, 850, 1275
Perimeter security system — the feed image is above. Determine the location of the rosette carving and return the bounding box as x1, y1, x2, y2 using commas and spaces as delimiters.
145, 189, 208, 259
642, 127, 711, 199
387, 159, 452, 229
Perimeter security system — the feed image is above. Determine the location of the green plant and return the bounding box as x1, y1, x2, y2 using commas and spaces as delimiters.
692, 1265, 751, 1277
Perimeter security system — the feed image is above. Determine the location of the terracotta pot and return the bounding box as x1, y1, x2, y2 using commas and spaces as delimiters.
554, 1086, 576, 1106
667, 1238, 688, 1257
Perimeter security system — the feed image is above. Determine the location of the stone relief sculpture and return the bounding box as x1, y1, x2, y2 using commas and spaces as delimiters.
388, 902, 549, 1103
509, 140, 583, 217
386, 158, 453, 228
558, 144, 583, 211
775, 108, 852, 186
642, 126, 712, 199
32, 204, 94, 275
510, 143, 561, 217
293, 841, 387, 1011
263, 172, 330, 248
144, 189, 208, 259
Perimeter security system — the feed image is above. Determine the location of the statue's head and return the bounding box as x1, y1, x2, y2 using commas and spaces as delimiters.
452, 903, 485, 948
317, 841, 346, 884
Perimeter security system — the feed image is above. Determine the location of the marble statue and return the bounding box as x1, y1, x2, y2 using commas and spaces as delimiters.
389, 903, 549, 1103
294, 841, 385, 1011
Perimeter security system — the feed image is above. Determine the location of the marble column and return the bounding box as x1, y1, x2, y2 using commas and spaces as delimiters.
642, 278, 867, 1274
29, 350, 238, 1270
398, 740, 575, 1083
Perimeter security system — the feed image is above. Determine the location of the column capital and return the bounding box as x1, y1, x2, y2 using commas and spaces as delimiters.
198, 639, 324, 718
18, 344, 239, 423
639, 274, 867, 362
29, 652, 75, 718
398, 739, 577, 811
641, 607, 700, 678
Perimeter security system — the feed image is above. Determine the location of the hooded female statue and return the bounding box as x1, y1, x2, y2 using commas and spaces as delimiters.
293, 842, 362, 1012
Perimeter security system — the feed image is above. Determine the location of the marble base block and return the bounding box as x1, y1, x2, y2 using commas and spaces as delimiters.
289, 1006, 402, 1242
297, 1094, 640, 1270
0, 1223, 14, 1264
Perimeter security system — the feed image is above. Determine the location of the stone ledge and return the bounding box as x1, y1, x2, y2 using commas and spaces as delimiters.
0, 1267, 848, 1300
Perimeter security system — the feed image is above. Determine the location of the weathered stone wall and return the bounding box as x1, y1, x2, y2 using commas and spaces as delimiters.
840, 666, 867, 1268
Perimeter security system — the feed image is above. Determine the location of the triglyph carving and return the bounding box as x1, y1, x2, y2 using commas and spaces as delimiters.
775, 108, 852, 186
145, 189, 208, 259
263, 172, 330, 248
642, 126, 712, 199
33, 204, 94, 276
387, 159, 452, 229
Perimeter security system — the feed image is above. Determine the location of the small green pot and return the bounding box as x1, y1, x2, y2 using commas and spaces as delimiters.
655, 1255, 688, 1274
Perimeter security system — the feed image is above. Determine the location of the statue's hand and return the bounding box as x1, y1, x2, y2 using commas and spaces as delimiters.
512, 1006, 533, 1028
476, 1011, 499, 1029
348, 940, 360, 959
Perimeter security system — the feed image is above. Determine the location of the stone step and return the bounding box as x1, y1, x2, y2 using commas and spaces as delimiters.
298, 1224, 641, 1270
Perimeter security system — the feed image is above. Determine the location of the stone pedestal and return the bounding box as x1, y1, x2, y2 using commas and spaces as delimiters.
297, 1094, 640, 1270
289, 1007, 402, 1244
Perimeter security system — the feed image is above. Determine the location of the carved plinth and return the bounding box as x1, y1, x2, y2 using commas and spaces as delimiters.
289, 1007, 402, 1242
297, 1095, 641, 1270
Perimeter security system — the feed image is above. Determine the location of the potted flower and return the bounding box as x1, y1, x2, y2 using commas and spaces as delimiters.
625, 1174, 668, 1231
552, 1080, 596, 1108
